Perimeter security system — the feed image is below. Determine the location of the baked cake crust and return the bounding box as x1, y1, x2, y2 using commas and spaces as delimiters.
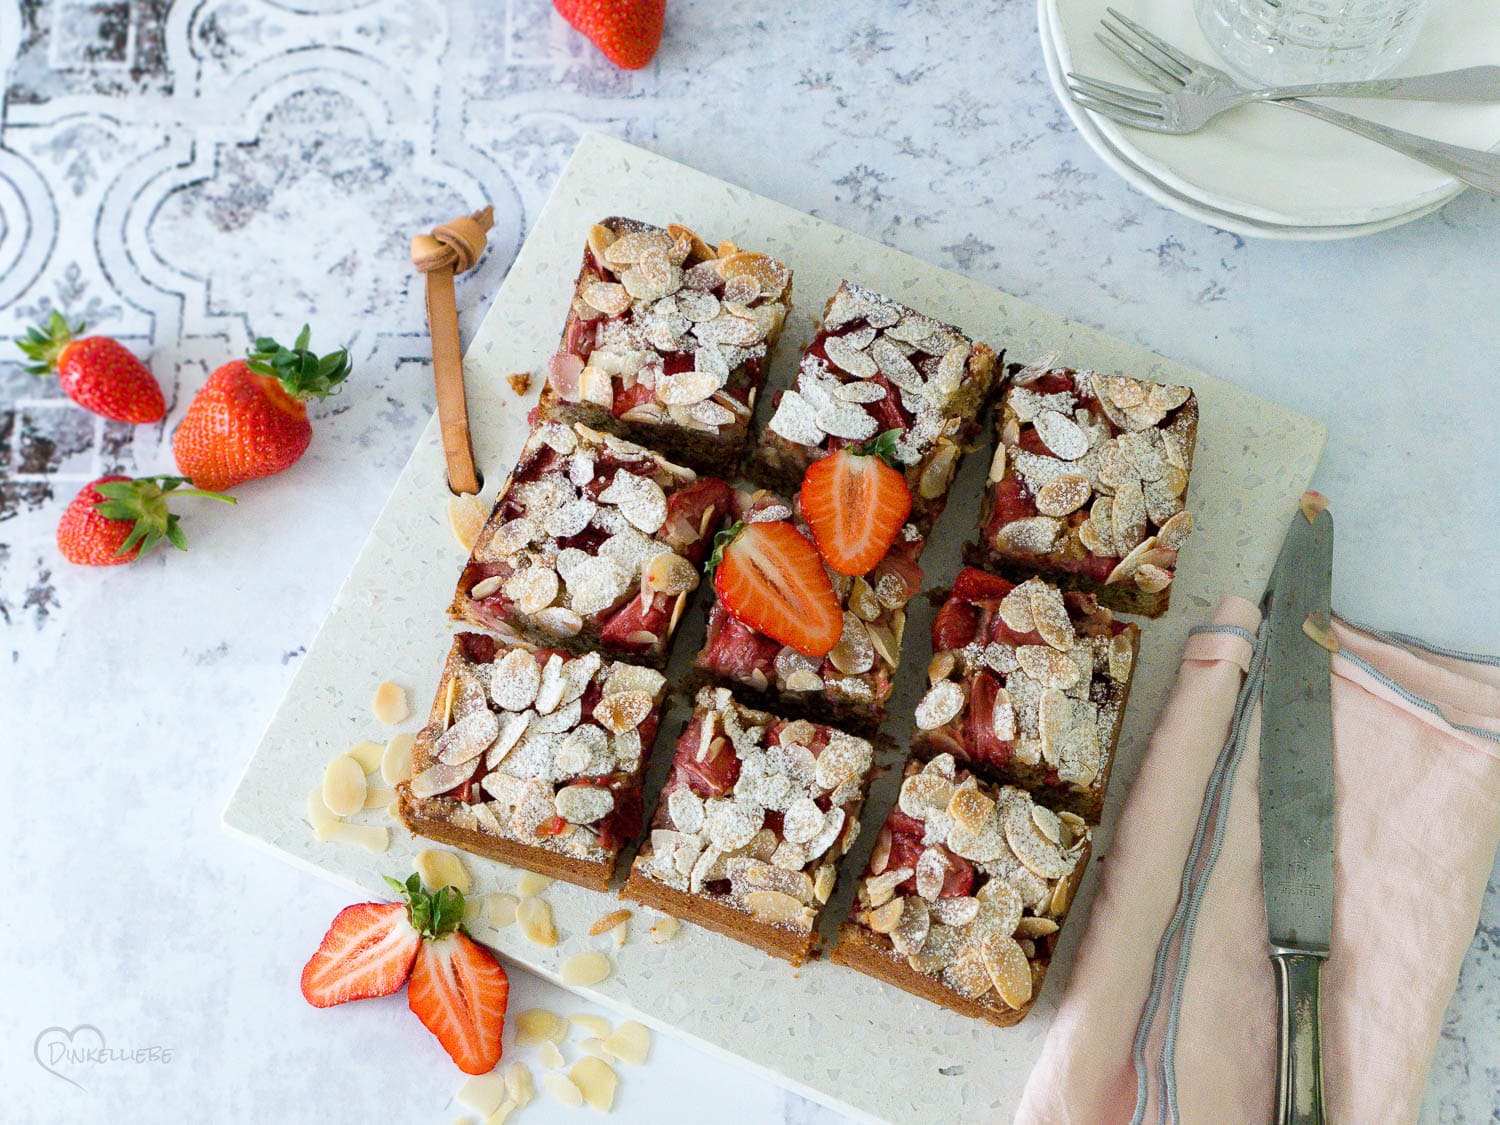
622, 687, 876, 966
829, 756, 1091, 1025
912, 568, 1139, 822
449, 420, 732, 668
537, 217, 793, 476
396, 633, 669, 891
692, 486, 924, 732
969, 362, 1198, 618
754, 280, 999, 538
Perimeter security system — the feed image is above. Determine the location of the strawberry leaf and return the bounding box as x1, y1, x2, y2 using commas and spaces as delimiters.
246, 324, 352, 399
90, 476, 235, 558
388, 871, 467, 939
853, 429, 904, 469
704, 521, 746, 579
16, 310, 84, 376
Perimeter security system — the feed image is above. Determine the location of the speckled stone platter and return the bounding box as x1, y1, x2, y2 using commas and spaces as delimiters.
223, 133, 1325, 1124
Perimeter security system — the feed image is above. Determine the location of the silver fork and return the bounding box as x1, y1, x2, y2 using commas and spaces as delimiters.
1066, 7, 1500, 195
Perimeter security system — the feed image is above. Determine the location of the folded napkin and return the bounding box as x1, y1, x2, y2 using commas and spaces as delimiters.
1018, 597, 1500, 1125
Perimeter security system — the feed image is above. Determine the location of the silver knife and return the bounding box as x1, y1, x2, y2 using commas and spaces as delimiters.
1259, 502, 1335, 1125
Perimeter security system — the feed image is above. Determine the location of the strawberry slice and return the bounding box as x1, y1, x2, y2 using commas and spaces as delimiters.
407, 931, 510, 1075
798, 432, 913, 577
709, 520, 843, 658
300, 902, 420, 1008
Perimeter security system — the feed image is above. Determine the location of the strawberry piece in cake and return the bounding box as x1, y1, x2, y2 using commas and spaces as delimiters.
830, 755, 1091, 1026
755, 280, 999, 537
621, 687, 877, 965
450, 420, 733, 668
695, 487, 924, 731
538, 217, 793, 476
396, 633, 670, 891
912, 567, 1138, 822
970, 363, 1198, 617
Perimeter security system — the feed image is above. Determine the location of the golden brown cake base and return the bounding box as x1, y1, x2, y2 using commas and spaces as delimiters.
962, 544, 1174, 618
536, 386, 752, 480
397, 790, 616, 892
621, 870, 817, 966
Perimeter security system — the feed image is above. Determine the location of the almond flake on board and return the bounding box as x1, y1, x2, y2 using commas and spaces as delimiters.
602, 1020, 651, 1066
559, 952, 612, 987
321, 755, 367, 817
485, 893, 520, 928
371, 681, 410, 725
649, 916, 681, 943
518, 896, 558, 947
380, 732, 415, 785
589, 909, 632, 937
448, 492, 489, 552
415, 849, 471, 894
570, 1056, 619, 1112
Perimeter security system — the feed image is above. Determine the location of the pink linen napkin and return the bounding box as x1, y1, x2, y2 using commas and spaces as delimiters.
1017, 596, 1500, 1125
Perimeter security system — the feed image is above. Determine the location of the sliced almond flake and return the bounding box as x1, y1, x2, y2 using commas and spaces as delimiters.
554, 785, 614, 824
737, 861, 816, 904
1303, 612, 1340, 653
813, 734, 873, 791
982, 931, 1034, 1009
823, 332, 879, 378
656, 368, 724, 406
1004, 802, 1074, 880
1149, 381, 1192, 412
486, 517, 536, 558
988, 442, 1008, 484
998, 584, 1035, 633
783, 669, 823, 692
782, 797, 825, 845
580, 278, 630, 316
408, 758, 472, 799
559, 951, 612, 988
649, 916, 680, 943
996, 516, 1062, 556
837, 379, 888, 403
914, 680, 965, 731
1135, 564, 1174, 593
321, 755, 367, 817
890, 895, 931, 956
900, 770, 957, 821
437, 709, 501, 766
448, 492, 489, 553
569, 1056, 618, 1112
870, 335, 924, 391
803, 806, 848, 862
542, 1072, 583, 1109
379, 732, 415, 786
602, 1020, 651, 1066
948, 787, 996, 832
484, 710, 531, 769
973, 877, 1025, 937
371, 681, 410, 725
863, 866, 915, 908
1017, 645, 1083, 690
828, 612, 875, 675
1105, 535, 1166, 586
932, 896, 980, 928
868, 896, 905, 934
592, 689, 651, 734
663, 787, 705, 836
307, 787, 341, 839
415, 849, 471, 894
1026, 580, 1075, 651
1034, 409, 1089, 460
916, 440, 959, 500
1035, 473, 1093, 517
704, 798, 762, 852
534, 606, 583, 638
598, 470, 668, 534
531, 699, 583, 737
458, 1072, 510, 1118
1158, 510, 1194, 551
767, 389, 825, 446
929, 343, 971, 400
517, 897, 558, 947
469, 574, 505, 601
914, 848, 947, 902
486, 649, 539, 711
744, 889, 816, 930
600, 664, 664, 699
941, 947, 994, 998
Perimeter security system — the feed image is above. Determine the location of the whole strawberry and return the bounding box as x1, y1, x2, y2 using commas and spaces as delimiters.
57, 475, 235, 567
173, 326, 350, 491
555, 0, 665, 69
17, 311, 166, 424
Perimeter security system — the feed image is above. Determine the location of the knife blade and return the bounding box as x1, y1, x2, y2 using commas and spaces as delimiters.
1259, 502, 1335, 1125
1260, 505, 1335, 952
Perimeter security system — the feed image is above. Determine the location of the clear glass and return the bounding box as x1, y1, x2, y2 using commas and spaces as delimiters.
1195, 0, 1431, 85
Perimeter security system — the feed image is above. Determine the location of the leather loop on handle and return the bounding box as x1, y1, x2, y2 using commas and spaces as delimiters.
411, 206, 493, 495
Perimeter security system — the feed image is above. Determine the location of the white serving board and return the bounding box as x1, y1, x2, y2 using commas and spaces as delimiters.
224, 133, 1326, 1124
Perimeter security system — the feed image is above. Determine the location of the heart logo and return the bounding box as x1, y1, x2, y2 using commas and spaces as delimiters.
33, 1024, 107, 1091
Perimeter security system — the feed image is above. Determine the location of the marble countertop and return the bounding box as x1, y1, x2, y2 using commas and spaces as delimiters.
1, 1, 1495, 1123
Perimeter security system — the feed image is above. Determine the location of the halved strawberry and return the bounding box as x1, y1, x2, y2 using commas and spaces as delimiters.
408, 931, 509, 1075
798, 431, 913, 577
300, 902, 420, 1008
708, 520, 842, 658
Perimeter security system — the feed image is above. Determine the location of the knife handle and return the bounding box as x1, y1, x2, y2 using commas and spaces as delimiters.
1271, 949, 1327, 1125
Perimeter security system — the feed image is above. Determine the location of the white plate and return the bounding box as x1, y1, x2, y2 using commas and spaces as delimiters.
222, 134, 1325, 1124
1039, 0, 1459, 239
1048, 0, 1500, 228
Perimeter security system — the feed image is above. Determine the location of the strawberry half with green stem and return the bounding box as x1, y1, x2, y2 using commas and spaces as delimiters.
554, 0, 665, 70
17, 311, 165, 424
56, 475, 236, 567
799, 430, 913, 577
301, 874, 509, 1075
707, 520, 843, 659
173, 325, 350, 491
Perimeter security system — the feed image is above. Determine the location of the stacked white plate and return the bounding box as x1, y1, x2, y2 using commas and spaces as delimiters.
1041, 0, 1500, 239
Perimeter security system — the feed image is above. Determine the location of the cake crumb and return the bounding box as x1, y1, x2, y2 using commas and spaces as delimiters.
508, 371, 532, 396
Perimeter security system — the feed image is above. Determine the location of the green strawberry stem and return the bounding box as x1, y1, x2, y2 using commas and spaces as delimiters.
16, 309, 85, 375
384, 872, 467, 940
704, 520, 746, 579
247, 324, 352, 399
853, 429, 904, 469
93, 475, 236, 557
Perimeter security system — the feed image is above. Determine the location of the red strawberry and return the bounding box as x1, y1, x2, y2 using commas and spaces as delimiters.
798, 432, 913, 577
709, 520, 843, 658
300, 902, 421, 1008
18, 311, 165, 423
951, 566, 1013, 602
555, 0, 665, 70
56, 474, 235, 567
408, 931, 510, 1075
173, 326, 350, 491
